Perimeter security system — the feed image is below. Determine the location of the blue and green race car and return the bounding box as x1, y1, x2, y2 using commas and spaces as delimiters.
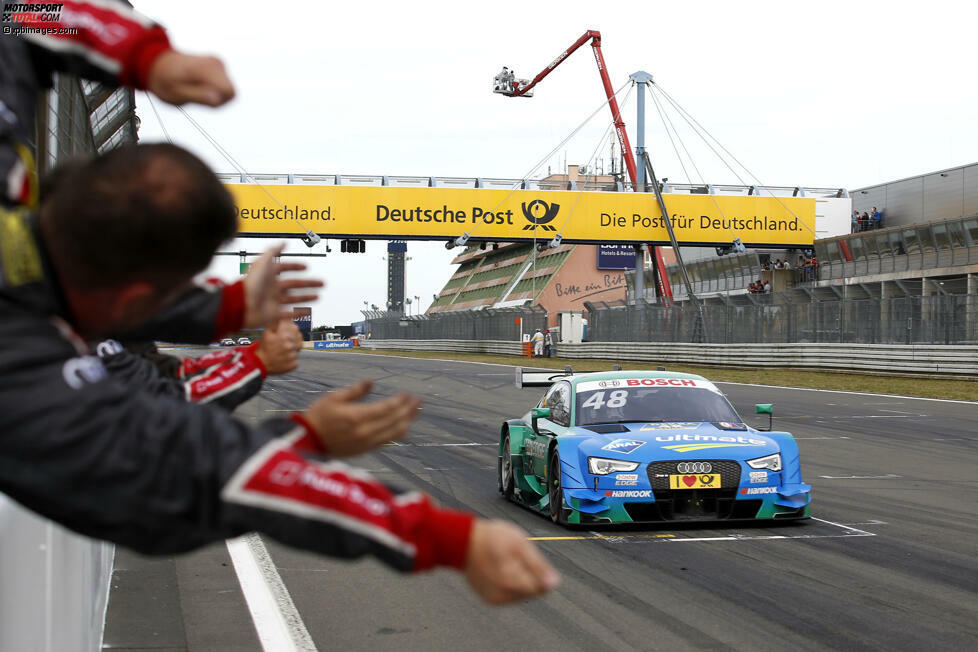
498, 368, 811, 525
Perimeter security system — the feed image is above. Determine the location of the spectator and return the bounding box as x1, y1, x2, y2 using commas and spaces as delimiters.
872, 207, 882, 229
860, 212, 870, 232
0, 143, 558, 606
852, 210, 860, 232
763, 279, 772, 293
544, 329, 554, 358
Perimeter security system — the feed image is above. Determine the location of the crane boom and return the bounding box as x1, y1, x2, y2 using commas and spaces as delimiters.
500, 31, 637, 185
493, 30, 673, 302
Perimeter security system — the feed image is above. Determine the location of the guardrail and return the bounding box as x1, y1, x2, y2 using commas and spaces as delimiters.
358, 340, 978, 377
0, 495, 113, 652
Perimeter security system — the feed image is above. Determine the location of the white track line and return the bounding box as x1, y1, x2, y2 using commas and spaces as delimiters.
226, 534, 317, 652
810, 516, 877, 537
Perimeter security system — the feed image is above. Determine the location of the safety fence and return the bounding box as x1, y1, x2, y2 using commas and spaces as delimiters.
358, 339, 978, 377
585, 294, 978, 345
364, 306, 548, 341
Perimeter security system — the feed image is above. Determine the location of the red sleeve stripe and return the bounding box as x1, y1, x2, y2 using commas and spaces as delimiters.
221, 431, 420, 559
188, 357, 262, 404
288, 413, 326, 454
63, 0, 155, 27
178, 349, 236, 378
19, 1, 171, 88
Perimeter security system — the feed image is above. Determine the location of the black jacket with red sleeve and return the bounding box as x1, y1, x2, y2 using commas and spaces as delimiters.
0, 2, 474, 573
95, 340, 267, 411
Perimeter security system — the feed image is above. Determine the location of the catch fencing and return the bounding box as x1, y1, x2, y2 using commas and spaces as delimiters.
365, 306, 548, 341
365, 295, 977, 346
586, 294, 978, 345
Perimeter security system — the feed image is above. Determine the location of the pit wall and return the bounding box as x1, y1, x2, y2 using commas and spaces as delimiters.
0, 494, 113, 652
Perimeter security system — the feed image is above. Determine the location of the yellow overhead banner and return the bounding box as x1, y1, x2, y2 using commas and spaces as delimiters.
227, 185, 815, 247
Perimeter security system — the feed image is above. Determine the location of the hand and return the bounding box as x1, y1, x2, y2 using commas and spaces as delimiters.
146, 51, 235, 107
243, 246, 324, 329
302, 380, 421, 457
463, 520, 560, 605
254, 320, 302, 375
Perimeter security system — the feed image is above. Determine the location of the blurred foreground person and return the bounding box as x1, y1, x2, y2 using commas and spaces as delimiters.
0, 144, 559, 605
2, 0, 235, 213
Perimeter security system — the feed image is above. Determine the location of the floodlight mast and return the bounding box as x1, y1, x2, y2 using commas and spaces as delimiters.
493, 30, 674, 303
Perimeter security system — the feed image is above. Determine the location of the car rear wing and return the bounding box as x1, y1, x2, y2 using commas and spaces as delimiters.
515, 363, 663, 389
514, 366, 575, 388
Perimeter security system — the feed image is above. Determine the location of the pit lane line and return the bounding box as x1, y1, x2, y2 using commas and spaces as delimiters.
226, 533, 317, 652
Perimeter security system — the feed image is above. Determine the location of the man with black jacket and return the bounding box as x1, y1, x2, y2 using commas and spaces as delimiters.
1, 1, 558, 605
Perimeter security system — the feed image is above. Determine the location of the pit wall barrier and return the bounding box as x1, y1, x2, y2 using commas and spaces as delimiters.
0, 494, 113, 652
357, 340, 978, 377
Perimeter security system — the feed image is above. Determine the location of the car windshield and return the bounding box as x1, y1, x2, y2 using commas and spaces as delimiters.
575, 385, 741, 426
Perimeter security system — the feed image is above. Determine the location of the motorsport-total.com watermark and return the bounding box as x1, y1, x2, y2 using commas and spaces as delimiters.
2, 3, 78, 36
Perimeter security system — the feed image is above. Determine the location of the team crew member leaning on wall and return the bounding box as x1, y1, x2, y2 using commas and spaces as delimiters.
95, 319, 305, 411
0, 144, 560, 605
1, 1, 559, 604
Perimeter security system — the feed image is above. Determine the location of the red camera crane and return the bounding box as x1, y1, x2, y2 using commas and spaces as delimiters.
493, 30, 673, 302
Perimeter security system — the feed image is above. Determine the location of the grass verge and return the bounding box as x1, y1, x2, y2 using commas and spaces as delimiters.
344, 348, 977, 402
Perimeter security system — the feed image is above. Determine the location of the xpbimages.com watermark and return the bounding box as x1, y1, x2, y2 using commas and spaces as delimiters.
2, 3, 78, 36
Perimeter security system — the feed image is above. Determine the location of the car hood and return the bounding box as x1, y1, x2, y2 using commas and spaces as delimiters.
569, 421, 779, 460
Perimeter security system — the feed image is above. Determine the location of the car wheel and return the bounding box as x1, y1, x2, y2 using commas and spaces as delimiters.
499, 433, 514, 499
548, 448, 567, 524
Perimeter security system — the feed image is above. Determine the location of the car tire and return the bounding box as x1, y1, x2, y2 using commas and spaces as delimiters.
499, 433, 514, 499
548, 448, 567, 524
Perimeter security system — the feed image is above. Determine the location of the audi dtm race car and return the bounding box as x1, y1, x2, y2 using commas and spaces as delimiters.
498, 369, 811, 525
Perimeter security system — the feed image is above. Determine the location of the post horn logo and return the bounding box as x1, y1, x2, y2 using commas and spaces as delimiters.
521, 199, 560, 231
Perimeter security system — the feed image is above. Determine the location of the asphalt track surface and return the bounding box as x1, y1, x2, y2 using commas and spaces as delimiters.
102, 349, 978, 651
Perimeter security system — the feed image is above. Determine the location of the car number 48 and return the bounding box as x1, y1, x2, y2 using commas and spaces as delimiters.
580, 390, 628, 410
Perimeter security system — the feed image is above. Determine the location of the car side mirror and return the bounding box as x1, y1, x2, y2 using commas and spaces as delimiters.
531, 407, 551, 433
755, 404, 773, 431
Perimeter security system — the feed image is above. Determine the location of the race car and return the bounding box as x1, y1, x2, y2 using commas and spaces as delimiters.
219, 338, 235, 347
498, 368, 811, 525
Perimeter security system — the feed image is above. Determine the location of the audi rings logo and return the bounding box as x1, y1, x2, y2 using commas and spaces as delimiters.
521, 199, 560, 231
677, 461, 712, 474
597, 380, 621, 388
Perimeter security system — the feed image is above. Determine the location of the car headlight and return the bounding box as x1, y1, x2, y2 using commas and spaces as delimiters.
587, 457, 641, 475
746, 453, 782, 472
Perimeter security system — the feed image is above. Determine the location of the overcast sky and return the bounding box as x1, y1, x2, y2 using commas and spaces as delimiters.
134, 0, 978, 326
